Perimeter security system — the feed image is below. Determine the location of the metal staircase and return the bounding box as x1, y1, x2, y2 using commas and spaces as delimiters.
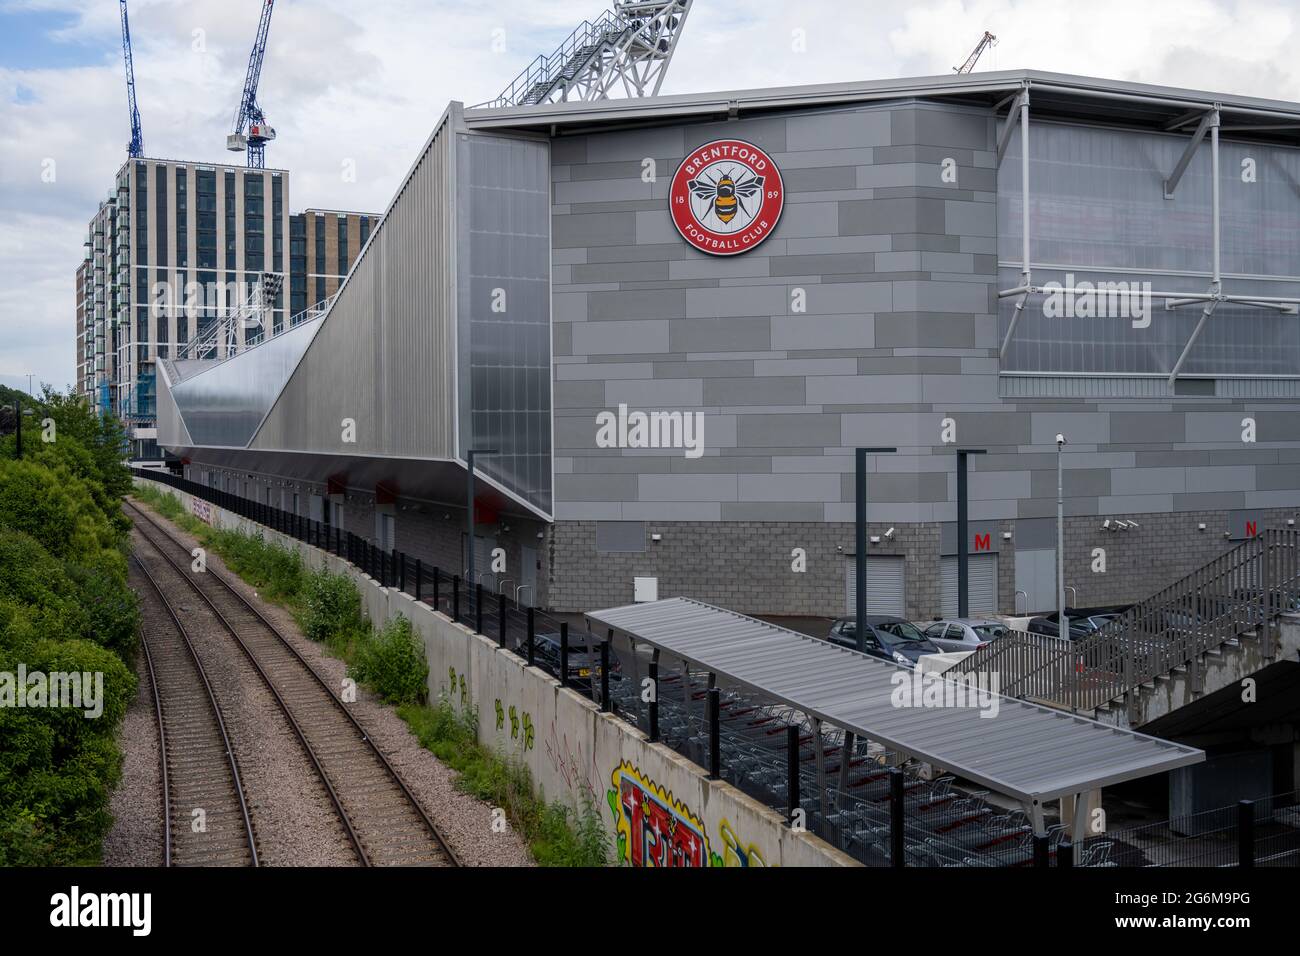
475, 1, 693, 109
951, 529, 1300, 718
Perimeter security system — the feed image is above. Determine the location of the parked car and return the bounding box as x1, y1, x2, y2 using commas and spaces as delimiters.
827, 616, 942, 667
1026, 606, 1128, 640
922, 618, 1009, 653
532, 631, 621, 687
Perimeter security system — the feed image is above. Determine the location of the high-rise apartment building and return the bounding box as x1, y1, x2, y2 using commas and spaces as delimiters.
77, 157, 375, 460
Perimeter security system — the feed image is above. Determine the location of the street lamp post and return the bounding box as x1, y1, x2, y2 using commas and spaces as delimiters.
466, 447, 499, 617
855, 447, 897, 653
956, 449, 987, 618
1056, 434, 1069, 638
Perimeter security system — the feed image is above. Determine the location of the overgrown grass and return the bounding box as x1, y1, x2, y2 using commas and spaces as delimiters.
130, 485, 608, 865
401, 699, 609, 867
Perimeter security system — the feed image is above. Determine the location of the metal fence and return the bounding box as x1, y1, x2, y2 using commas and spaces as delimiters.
129, 468, 1300, 868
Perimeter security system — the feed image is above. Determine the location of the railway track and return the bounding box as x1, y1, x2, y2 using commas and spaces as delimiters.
126, 499, 460, 867
132, 555, 259, 867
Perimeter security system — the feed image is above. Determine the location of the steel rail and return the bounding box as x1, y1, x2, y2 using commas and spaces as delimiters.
126, 499, 461, 867
130, 553, 259, 866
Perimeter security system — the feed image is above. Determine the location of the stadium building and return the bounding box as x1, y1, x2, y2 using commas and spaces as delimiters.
156, 68, 1300, 620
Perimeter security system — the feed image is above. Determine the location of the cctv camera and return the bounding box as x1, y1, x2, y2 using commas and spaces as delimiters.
1055, 434, 1066, 445
1128, 520, 1140, 530
1101, 519, 1111, 531
884, 527, 896, 539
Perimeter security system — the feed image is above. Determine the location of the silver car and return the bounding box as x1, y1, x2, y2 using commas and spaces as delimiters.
922, 619, 1009, 653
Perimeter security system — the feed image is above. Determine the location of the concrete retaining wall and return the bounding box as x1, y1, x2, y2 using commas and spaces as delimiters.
135, 479, 858, 867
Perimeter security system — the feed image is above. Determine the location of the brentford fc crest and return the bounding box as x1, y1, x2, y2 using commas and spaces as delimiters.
670, 139, 783, 256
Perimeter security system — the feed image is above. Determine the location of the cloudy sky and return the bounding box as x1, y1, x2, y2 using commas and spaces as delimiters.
2, 0, 1298, 393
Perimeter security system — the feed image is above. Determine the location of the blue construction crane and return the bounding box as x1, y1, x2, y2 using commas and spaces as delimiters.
120, 0, 144, 158
227, 0, 277, 168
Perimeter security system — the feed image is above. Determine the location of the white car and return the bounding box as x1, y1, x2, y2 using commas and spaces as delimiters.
922, 619, 1009, 653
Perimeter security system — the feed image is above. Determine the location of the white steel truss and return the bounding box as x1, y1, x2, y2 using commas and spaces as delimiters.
177, 272, 283, 362
475, 1, 693, 109
996, 83, 1300, 383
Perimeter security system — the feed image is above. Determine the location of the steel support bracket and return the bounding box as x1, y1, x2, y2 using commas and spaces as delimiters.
996, 88, 1028, 166
1164, 109, 1218, 199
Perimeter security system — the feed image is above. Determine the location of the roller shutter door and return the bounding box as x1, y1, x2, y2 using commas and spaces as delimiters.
845, 556, 906, 618
940, 554, 998, 618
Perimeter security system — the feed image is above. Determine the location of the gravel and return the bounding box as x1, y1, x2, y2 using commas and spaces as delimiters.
101, 604, 164, 867
120, 500, 534, 868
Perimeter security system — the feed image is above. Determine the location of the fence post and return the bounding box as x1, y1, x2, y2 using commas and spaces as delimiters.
434, 568, 441, 610
890, 767, 906, 868
452, 575, 460, 622
600, 641, 611, 713
1238, 800, 1255, 868
1033, 835, 1051, 868
1058, 839, 1074, 868
786, 724, 799, 827
559, 623, 570, 688
526, 607, 536, 667
414, 559, 422, 601
475, 583, 483, 633
399, 551, 406, 593
707, 685, 721, 780
498, 594, 507, 648
648, 656, 660, 742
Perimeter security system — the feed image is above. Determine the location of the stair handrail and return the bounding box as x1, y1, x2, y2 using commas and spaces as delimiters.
954, 528, 1299, 711
476, 10, 631, 109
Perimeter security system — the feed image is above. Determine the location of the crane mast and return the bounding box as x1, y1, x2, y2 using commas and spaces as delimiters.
227, 0, 277, 168
954, 31, 998, 74
120, 0, 144, 158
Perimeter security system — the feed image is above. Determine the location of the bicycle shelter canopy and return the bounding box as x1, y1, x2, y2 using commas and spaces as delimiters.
586, 597, 1204, 828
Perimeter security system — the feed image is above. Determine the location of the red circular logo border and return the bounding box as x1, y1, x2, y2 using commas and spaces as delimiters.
669, 139, 784, 257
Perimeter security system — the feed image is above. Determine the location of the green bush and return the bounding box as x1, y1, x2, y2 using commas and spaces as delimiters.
0, 591, 136, 864
204, 527, 303, 601
0, 459, 125, 577
399, 699, 610, 866
0, 389, 137, 865
300, 566, 362, 642
350, 615, 427, 705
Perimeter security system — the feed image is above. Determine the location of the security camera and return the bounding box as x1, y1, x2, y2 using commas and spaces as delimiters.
1101, 519, 1111, 531
1055, 434, 1066, 446
1128, 520, 1140, 530
884, 527, 896, 540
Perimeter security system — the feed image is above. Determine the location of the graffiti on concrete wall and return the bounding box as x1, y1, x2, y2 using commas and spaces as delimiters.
607, 761, 709, 867
447, 666, 468, 709
190, 498, 213, 525
494, 698, 535, 752
718, 818, 767, 868
547, 719, 599, 805
606, 762, 770, 867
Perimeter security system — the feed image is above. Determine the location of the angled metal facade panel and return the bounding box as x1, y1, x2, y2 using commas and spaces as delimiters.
251, 112, 458, 460
588, 598, 1203, 803
163, 317, 322, 449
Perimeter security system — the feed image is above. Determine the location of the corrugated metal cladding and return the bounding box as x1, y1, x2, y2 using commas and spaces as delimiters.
252, 114, 458, 460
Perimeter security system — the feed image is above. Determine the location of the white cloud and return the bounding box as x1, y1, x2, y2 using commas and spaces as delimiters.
3, 0, 1298, 390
